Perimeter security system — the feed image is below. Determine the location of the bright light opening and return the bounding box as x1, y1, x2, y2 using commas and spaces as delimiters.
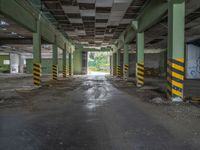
87, 51, 110, 75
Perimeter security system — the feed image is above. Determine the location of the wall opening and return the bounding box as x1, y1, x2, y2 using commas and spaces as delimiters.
87, 51, 110, 75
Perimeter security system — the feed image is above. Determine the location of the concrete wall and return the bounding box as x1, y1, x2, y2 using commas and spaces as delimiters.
10, 53, 20, 73
0, 54, 10, 73
186, 44, 200, 79
82, 51, 87, 74
129, 53, 161, 76
19, 54, 26, 73
73, 49, 82, 75
26, 58, 63, 74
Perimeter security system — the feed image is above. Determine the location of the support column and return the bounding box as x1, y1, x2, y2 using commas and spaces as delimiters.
112, 53, 116, 76
117, 49, 121, 78
110, 55, 112, 75
136, 32, 144, 87
33, 14, 41, 86
63, 48, 67, 78
159, 50, 167, 77
69, 52, 73, 76
52, 44, 58, 80
123, 44, 129, 80
167, 0, 185, 100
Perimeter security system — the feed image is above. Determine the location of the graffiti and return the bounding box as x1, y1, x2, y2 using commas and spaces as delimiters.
196, 57, 200, 73
188, 57, 200, 78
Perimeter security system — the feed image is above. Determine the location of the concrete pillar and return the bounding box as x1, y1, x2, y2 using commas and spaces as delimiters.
159, 50, 167, 77
33, 14, 41, 86
167, 0, 185, 101
136, 32, 144, 87
110, 55, 112, 75
63, 48, 67, 78
52, 44, 58, 80
112, 53, 116, 76
69, 53, 73, 76
123, 44, 129, 80
116, 49, 121, 77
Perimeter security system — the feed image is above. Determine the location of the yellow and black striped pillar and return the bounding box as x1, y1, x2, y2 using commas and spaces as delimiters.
123, 64, 129, 79
33, 63, 41, 86
117, 65, 121, 77
167, 58, 184, 99
63, 65, 67, 78
136, 63, 144, 87
52, 64, 58, 80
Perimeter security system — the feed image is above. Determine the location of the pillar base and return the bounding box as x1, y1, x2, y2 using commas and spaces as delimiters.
136, 84, 143, 88
171, 97, 183, 102
52, 64, 58, 80
123, 64, 129, 80
33, 63, 41, 86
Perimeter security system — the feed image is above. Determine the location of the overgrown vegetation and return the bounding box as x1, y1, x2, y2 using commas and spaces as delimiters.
88, 52, 110, 73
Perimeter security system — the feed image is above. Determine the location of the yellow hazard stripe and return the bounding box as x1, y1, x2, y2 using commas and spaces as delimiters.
137, 70, 144, 75
137, 65, 144, 70
172, 89, 182, 97
172, 80, 183, 89
137, 80, 144, 84
34, 66, 40, 70
171, 71, 184, 80
34, 80, 40, 84
33, 70, 40, 74
34, 75, 40, 80
176, 58, 184, 63
172, 63, 184, 72
138, 75, 144, 80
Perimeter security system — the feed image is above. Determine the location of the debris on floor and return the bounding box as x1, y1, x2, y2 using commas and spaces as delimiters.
185, 96, 200, 105
150, 97, 165, 104
144, 67, 160, 77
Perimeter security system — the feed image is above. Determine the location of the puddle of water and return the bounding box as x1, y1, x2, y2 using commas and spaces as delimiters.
85, 102, 99, 110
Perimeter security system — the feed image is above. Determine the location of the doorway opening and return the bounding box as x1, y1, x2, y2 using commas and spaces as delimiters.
87, 51, 110, 75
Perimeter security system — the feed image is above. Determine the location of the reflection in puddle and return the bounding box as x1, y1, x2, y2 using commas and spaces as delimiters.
84, 82, 111, 110
85, 102, 99, 110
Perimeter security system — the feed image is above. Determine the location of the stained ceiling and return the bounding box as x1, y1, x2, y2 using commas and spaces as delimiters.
42, 0, 148, 47
0, 0, 200, 53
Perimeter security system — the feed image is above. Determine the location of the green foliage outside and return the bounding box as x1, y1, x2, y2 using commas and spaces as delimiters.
88, 52, 110, 73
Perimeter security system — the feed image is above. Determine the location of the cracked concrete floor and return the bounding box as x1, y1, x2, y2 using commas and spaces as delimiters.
0, 75, 200, 150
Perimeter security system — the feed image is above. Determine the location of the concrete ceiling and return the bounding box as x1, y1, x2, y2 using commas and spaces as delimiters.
42, 0, 147, 47
0, 0, 200, 53
144, 0, 200, 50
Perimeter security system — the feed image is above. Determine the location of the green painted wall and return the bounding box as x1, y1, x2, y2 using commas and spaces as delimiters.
0, 55, 10, 73
73, 49, 83, 75
26, 58, 63, 74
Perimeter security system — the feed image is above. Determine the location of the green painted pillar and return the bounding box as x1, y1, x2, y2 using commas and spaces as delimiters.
136, 32, 144, 87
52, 44, 58, 80
112, 52, 117, 76
63, 48, 67, 78
159, 50, 167, 77
123, 44, 129, 80
167, 0, 185, 100
116, 49, 122, 77
69, 52, 73, 76
110, 54, 112, 75
33, 14, 41, 86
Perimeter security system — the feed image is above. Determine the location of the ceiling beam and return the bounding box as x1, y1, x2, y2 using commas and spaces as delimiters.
115, 0, 167, 49
0, 38, 49, 45
0, 0, 73, 52
137, 0, 168, 33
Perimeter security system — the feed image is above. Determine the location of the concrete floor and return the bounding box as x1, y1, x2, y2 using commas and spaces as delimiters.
0, 75, 200, 150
